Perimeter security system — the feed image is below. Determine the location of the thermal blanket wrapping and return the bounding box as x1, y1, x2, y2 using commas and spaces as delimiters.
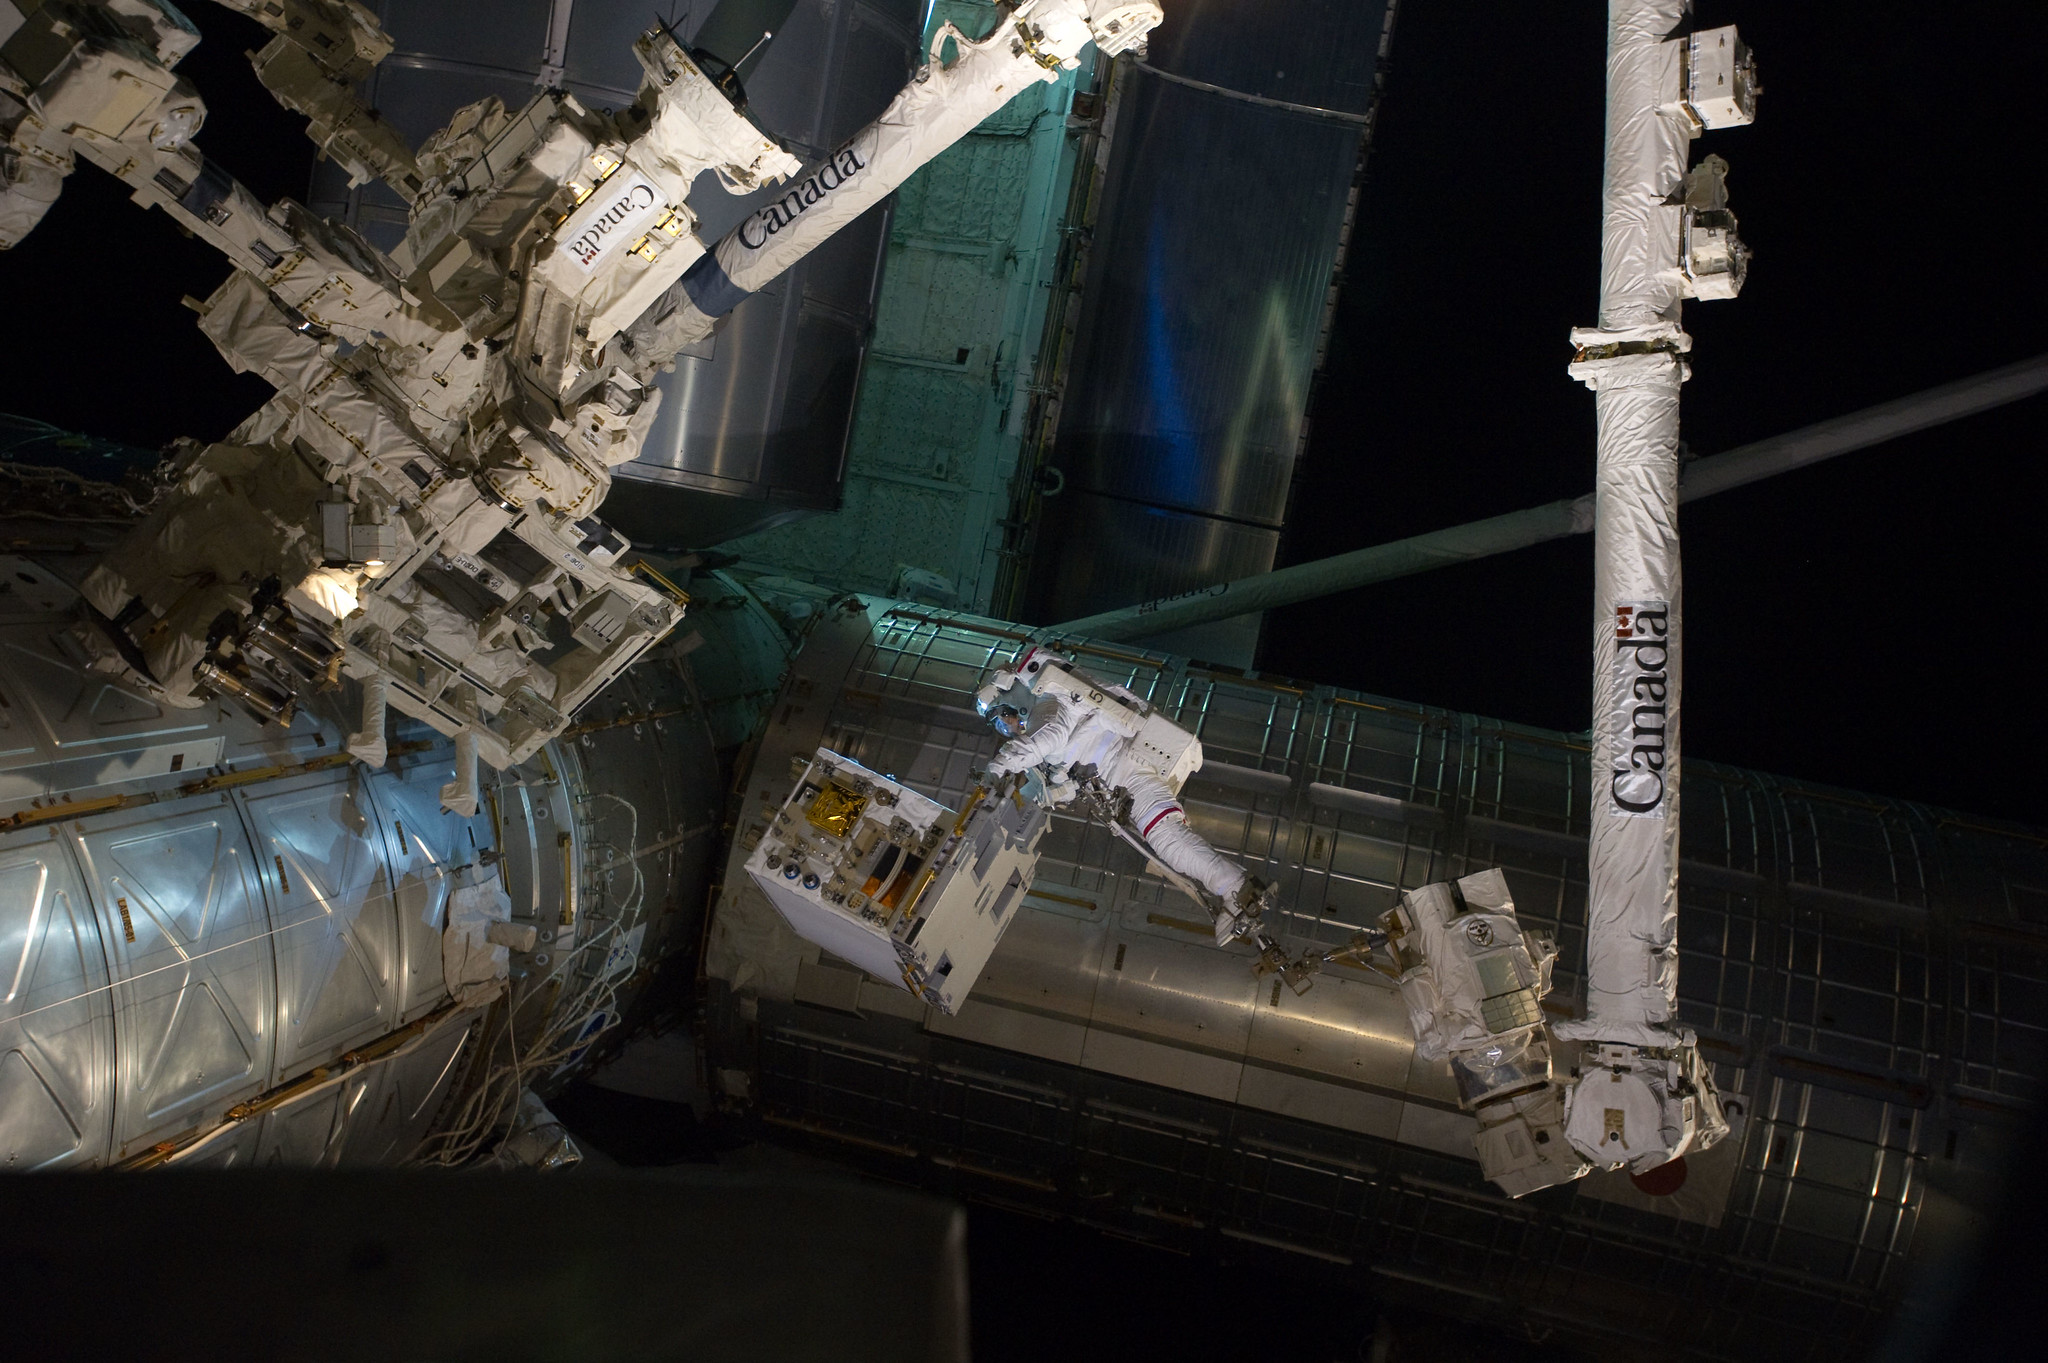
1555, 1, 1694, 1047
1556, 364, 1685, 1047
0, 150, 68, 250
1390, 870, 1553, 1064
442, 867, 513, 1007
488, 1090, 584, 1169
1596, 0, 1690, 334
624, 10, 1078, 366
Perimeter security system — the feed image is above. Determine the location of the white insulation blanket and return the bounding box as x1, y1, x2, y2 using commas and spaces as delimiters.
628, 3, 1115, 363
1556, 0, 1694, 1047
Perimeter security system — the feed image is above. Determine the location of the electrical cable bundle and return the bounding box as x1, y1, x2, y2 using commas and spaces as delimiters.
414, 791, 647, 1166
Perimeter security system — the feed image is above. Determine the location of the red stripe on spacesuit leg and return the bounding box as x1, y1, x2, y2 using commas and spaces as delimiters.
1142, 806, 1182, 837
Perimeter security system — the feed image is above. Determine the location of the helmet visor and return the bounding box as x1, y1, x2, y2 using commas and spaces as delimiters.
988, 704, 1029, 739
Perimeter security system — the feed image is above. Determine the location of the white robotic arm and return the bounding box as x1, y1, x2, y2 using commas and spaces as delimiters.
1374, 868, 1727, 1197
215, 0, 424, 196
2, 1, 1163, 807
614, 1, 1164, 382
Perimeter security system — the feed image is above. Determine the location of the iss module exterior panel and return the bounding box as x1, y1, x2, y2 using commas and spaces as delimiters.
364, 762, 481, 1023
241, 776, 401, 1076
0, 537, 722, 1168
701, 599, 2048, 1363
1022, 7, 1387, 653
1048, 68, 1359, 526
1021, 490, 1276, 665
928, 903, 1101, 1065
1143, 0, 1391, 116
0, 832, 113, 1171
75, 796, 279, 1156
614, 272, 884, 549
1084, 929, 1256, 1102
0, 623, 223, 801
332, 1007, 478, 1166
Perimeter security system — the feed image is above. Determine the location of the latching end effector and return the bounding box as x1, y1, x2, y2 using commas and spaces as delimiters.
1379, 869, 1591, 1195
1561, 1033, 1729, 1174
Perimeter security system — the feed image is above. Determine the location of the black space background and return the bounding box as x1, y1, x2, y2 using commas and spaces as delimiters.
0, 4, 2044, 1361
0, 8, 309, 440
1262, 0, 2048, 827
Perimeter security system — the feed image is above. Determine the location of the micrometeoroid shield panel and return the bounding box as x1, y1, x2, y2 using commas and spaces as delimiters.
743, 748, 1047, 1013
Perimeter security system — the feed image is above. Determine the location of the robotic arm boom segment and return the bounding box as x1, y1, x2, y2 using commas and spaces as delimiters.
209, 0, 424, 198
612, 0, 1164, 383
2, 2, 1161, 806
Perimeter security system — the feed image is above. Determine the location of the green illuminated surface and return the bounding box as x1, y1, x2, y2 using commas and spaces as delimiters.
726, 1, 1082, 611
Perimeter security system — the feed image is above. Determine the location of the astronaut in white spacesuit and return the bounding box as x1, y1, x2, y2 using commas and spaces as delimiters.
978, 650, 1271, 937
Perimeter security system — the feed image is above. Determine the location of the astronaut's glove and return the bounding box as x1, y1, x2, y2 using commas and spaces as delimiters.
1037, 764, 1074, 804
986, 741, 1030, 779
1215, 876, 1272, 946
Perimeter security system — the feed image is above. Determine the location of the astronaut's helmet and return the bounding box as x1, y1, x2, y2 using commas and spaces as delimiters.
982, 700, 1032, 739
972, 673, 1022, 734
976, 646, 1074, 738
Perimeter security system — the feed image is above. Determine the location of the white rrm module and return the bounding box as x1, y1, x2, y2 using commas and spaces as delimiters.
744, 749, 1046, 1014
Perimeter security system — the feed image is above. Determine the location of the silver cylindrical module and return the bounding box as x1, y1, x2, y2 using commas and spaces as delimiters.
0, 553, 722, 1170
701, 594, 2048, 1359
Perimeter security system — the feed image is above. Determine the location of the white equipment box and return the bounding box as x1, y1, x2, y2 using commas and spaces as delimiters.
744, 749, 1047, 1014
1685, 25, 1757, 130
